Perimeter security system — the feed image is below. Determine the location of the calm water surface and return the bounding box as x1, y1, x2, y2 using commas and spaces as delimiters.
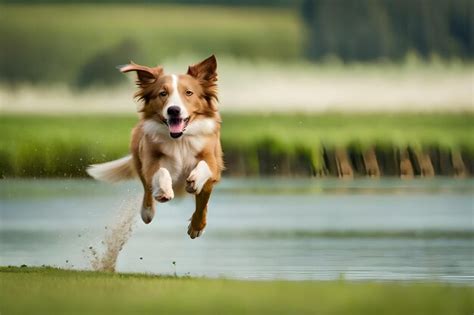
1, 178, 473, 283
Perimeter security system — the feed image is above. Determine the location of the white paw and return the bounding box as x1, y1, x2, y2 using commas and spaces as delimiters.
187, 222, 205, 239
186, 161, 212, 194
152, 168, 174, 203
153, 186, 174, 203
141, 206, 154, 224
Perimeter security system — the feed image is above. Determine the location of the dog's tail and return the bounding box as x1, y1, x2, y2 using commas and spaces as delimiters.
86, 155, 137, 183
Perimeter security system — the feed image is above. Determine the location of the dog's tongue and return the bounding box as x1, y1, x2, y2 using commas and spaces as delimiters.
169, 119, 185, 133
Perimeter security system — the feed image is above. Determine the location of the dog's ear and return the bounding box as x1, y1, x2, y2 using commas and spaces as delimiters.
118, 62, 163, 85
187, 55, 219, 113
187, 55, 217, 82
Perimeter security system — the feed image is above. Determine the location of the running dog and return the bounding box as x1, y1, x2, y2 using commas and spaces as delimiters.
87, 55, 223, 239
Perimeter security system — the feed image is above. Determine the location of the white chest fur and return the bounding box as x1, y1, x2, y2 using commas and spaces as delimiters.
142, 118, 215, 183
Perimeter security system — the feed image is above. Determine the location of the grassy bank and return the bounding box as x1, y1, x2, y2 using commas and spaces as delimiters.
1, 113, 473, 177
0, 266, 472, 315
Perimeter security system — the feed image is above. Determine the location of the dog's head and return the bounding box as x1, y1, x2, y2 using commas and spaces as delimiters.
120, 55, 218, 139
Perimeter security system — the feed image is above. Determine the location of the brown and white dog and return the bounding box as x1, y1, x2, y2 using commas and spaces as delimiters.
87, 55, 224, 239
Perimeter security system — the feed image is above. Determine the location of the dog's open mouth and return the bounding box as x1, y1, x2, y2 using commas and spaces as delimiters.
164, 117, 190, 138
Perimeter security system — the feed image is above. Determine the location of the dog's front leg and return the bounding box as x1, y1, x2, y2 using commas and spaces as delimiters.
186, 160, 212, 195
141, 158, 174, 224
151, 168, 174, 203
186, 158, 218, 239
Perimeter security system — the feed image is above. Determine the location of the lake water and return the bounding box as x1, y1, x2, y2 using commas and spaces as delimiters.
1, 178, 473, 283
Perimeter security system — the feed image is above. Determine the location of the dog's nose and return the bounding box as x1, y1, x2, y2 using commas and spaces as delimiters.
167, 106, 181, 117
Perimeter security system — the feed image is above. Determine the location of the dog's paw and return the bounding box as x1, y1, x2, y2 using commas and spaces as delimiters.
141, 206, 154, 224
187, 222, 205, 239
153, 186, 174, 203
186, 161, 212, 195
185, 180, 196, 194
152, 168, 174, 203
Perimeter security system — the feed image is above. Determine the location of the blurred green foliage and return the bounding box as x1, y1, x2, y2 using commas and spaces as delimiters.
1, 266, 473, 315
1, 113, 472, 177
0, 4, 301, 86
1, 1, 472, 86
75, 39, 142, 89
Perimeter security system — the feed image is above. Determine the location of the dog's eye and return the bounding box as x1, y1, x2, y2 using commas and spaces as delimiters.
185, 90, 193, 96
159, 91, 168, 97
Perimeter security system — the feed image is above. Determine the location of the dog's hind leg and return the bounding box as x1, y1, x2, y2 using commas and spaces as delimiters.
131, 130, 156, 224
187, 181, 213, 239
138, 167, 156, 224
186, 148, 222, 239
132, 151, 157, 225
141, 188, 155, 224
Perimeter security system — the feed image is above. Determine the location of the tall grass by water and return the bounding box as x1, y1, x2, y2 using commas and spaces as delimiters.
1, 113, 472, 177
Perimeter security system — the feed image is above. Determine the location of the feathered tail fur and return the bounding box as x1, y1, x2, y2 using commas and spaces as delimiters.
86, 155, 136, 183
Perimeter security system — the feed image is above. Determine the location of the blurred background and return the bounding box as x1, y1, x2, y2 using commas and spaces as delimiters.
0, 0, 473, 285
0, 0, 473, 177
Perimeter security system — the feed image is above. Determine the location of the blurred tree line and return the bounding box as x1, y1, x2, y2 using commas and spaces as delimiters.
301, 0, 473, 61
0, 0, 472, 87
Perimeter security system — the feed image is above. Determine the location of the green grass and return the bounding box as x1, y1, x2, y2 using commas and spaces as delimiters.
1, 114, 136, 177
0, 266, 472, 315
222, 112, 474, 151
1, 113, 473, 177
0, 4, 302, 84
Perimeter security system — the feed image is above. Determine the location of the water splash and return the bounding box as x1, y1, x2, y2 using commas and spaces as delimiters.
89, 195, 139, 272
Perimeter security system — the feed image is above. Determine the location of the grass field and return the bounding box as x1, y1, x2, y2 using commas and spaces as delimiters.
1, 113, 473, 177
0, 266, 472, 315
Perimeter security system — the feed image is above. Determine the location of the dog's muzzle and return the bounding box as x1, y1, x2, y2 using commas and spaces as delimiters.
163, 117, 190, 139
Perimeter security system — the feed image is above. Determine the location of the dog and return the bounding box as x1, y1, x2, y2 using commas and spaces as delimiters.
87, 55, 224, 239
